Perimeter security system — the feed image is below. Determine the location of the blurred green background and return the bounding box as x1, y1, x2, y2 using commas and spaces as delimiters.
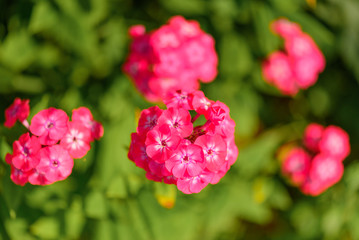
0, 0, 359, 239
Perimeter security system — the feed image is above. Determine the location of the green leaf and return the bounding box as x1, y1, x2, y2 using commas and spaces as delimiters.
0, 30, 37, 71
159, 0, 207, 15
5, 219, 33, 240
106, 175, 127, 199
30, 217, 60, 240
65, 196, 85, 239
11, 75, 45, 94
219, 33, 253, 77
85, 190, 108, 219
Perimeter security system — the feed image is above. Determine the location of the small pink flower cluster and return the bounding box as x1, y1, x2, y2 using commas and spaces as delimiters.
282, 123, 350, 196
123, 16, 218, 102
4, 99, 103, 186
262, 18, 325, 95
128, 90, 238, 194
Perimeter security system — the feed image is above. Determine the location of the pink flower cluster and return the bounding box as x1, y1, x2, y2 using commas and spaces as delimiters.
262, 18, 325, 95
4, 99, 103, 186
123, 16, 218, 102
282, 123, 350, 196
128, 90, 238, 194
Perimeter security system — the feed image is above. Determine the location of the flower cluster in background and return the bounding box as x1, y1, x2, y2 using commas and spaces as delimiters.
281, 123, 350, 196
262, 18, 326, 96
4, 99, 103, 186
128, 90, 238, 194
123, 16, 218, 102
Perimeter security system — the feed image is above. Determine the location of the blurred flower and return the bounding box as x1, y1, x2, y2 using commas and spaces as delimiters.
123, 16, 218, 102
263, 18, 325, 96
280, 123, 350, 196
128, 90, 238, 194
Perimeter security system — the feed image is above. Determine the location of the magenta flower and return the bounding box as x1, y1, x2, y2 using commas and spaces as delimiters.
128, 90, 237, 194
177, 170, 214, 194
301, 154, 344, 196
165, 143, 205, 178
128, 133, 150, 170
12, 133, 41, 171
163, 90, 193, 110
157, 107, 193, 138
262, 51, 298, 96
281, 148, 311, 186
303, 123, 325, 153
192, 91, 213, 117
123, 16, 218, 102
28, 169, 53, 186
36, 145, 74, 183
137, 106, 163, 137
60, 122, 91, 159
4, 98, 30, 128
30, 108, 69, 145
262, 18, 325, 96
319, 126, 350, 161
145, 124, 181, 163
10, 165, 31, 186
270, 18, 302, 39
72, 107, 104, 141
195, 135, 227, 172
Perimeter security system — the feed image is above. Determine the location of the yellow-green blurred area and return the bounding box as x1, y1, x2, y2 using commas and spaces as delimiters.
0, 0, 359, 239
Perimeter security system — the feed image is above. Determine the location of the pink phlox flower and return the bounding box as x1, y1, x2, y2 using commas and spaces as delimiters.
129, 25, 146, 38
150, 25, 180, 50
303, 123, 325, 153
72, 107, 104, 141
194, 134, 227, 172
163, 90, 193, 110
145, 171, 163, 182
168, 16, 201, 39
4, 98, 30, 128
285, 34, 322, 61
10, 165, 31, 186
292, 55, 322, 89
123, 16, 218, 102
192, 91, 213, 117
36, 145, 74, 183
12, 133, 41, 171
163, 175, 178, 185
262, 51, 298, 95
60, 121, 91, 159
30, 107, 69, 145
128, 133, 150, 170
281, 148, 311, 186
300, 176, 326, 196
177, 170, 214, 194
165, 143, 205, 178
148, 76, 181, 100
137, 106, 163, 137
319, 126, 350, 161
28, 169, 54, 186
309, 154, 344, 190
157, 107, 193, 138
123, 54, 150, 79
271, 18, 302, 39
153, 49, 185, 77
208, 101, 229, 126
225, 138, 238, 166
145, 124, 181, 163
5, 153, 13, 165
148, 160, 172, 178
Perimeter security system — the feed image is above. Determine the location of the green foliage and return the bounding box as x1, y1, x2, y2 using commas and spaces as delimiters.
0, 0, 358, 239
